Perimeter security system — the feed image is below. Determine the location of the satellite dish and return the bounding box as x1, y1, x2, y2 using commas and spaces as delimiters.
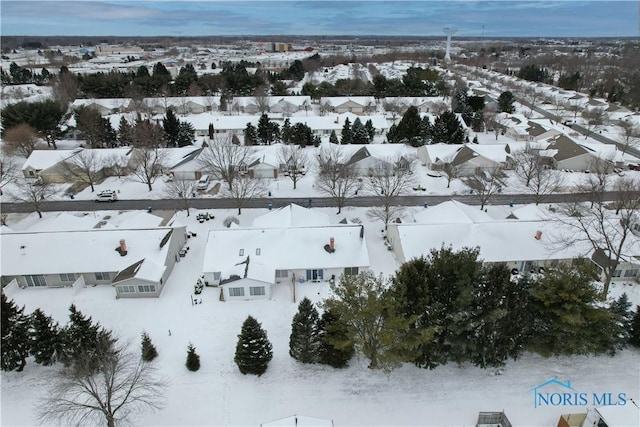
442, 25, 458, 62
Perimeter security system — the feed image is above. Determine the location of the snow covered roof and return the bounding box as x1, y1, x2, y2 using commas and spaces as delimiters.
252, 204, 331, 228
21, 149, 81, 172
413, 200, 493, 224
320, 96, 375, 107
421, 143, 460, 163
506, 204, 552, 221
202, 225, 369, 276
261, 415, 334, 427
183, 114, 259, 131
391, 220, 588, 264
595, 404, 640, 427
1, 227, 177, 277
157, 146, 204, 169
466, 144, 511, 163
72, 98, 131, 110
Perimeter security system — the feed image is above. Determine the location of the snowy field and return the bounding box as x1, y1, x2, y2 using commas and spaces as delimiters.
1, 206, 639, 427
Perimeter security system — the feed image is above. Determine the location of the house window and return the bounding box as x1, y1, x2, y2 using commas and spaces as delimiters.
344, 267, 359, 276
229, 287, 244, 297
256, 248, 261, 256
306, 269, 323, 281
137, 284, 156, 293
59, 273, 76, 282
250, 286, 265, 296
95, 272, 111, 280
275, 270, 288, 278
118, 285, 136, 294
239, 249, 244, 256
613, 270, 623, 278
624, 269, 638, 278
25, 275, 47, 287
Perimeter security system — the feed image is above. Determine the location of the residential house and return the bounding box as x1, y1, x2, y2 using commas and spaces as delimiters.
536, 134, 621, 171
21, 149, 81, 181
342, 143, 416, 176
320, 97, 376, 114
0, 224, 188, 298
418, 144, 512, 176
591, 248, 640, 284
526, 120, 562, 142
387, 200, 589, 273
71, 98, 132, 115
202, 206, 369, 300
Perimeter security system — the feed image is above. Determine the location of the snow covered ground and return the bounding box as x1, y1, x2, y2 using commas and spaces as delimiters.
1, 206, 639, 427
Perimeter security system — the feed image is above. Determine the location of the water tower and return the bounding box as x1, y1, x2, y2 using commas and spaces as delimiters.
442, 25, 458, 62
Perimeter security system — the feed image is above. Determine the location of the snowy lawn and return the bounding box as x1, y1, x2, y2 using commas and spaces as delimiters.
2, 206, 640, 426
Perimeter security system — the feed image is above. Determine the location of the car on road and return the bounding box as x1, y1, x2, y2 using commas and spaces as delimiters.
95, 190, 118, 202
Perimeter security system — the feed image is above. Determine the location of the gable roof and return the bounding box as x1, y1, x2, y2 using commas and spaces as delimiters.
252, 204, 331, 228
21, 149, 81, 172
202, 225, 370, 276
1, 227, 179, 277
413, 200, 493, 224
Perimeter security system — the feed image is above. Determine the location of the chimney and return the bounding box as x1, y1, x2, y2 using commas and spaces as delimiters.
116, 239, 128, 256
329, 237, 335, 251
534, 230, 542, 240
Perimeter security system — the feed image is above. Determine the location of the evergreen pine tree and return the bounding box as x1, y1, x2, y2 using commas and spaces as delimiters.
257, 114, 272, 145
468, 264, 533, 368
629, 305, 640, 348
244, 123, 258, 146
498, 91, 515, 113
29, 308, 62, 366
364, 119, 375, 142
329, 130, 339, 145
59, 304, 113, 369
341, 118, 351, 145
529, 264, 616, 356
431, 111, 465, 145
141, 331, 159, 362
318, 309, 354, 368
289, 298, 321, 363
609, 293, 632, 351
473, 135, 479, 144
176, 122, 195, 147
1, 293, 30, 372
118, 116, 134, 146
208, 123, 215, 140
234, 316, 273, 376
162, 108, 181, 147
386, 124, 399, 144
185, 343, 200, 371
350, 118, 369, 145
281, 118, 293, 144
395, 106, 421, 143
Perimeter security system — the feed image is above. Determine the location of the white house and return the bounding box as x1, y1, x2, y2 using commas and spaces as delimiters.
387, 201, 590, 273
201, 223, 369, 301
320, 97, 376, 114
0, 224, 187, 298
21, 149, 82, 181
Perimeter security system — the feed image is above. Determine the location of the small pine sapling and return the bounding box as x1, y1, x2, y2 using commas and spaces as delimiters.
141, 332, 158, 362
186, 343, 200, 371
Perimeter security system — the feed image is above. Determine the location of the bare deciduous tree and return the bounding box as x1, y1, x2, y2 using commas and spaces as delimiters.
164, 176, 197, 216
198, 137, 251, 190
581, 107, 606, 139
60, 150, 104, 192
130, 147, 168, 192
253, 95, 271, 114
528, 164, 566, 205
463, 169, 504, 210
618, 121, 640, 155
3, 124, 41, 158
223, 175, 267, 215
552, 175, 640, 298
314, 144, 359, 214
278, 144, 308, 190
10, 179, 56, 218
0, 156, 16, 192
38, 339, 166, 427
365, 158, 414, 229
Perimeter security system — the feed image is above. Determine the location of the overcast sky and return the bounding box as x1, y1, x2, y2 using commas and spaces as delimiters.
1, 1, 638, 37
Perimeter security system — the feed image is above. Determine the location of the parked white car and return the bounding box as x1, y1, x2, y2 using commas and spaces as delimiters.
95, 190, 118, 202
